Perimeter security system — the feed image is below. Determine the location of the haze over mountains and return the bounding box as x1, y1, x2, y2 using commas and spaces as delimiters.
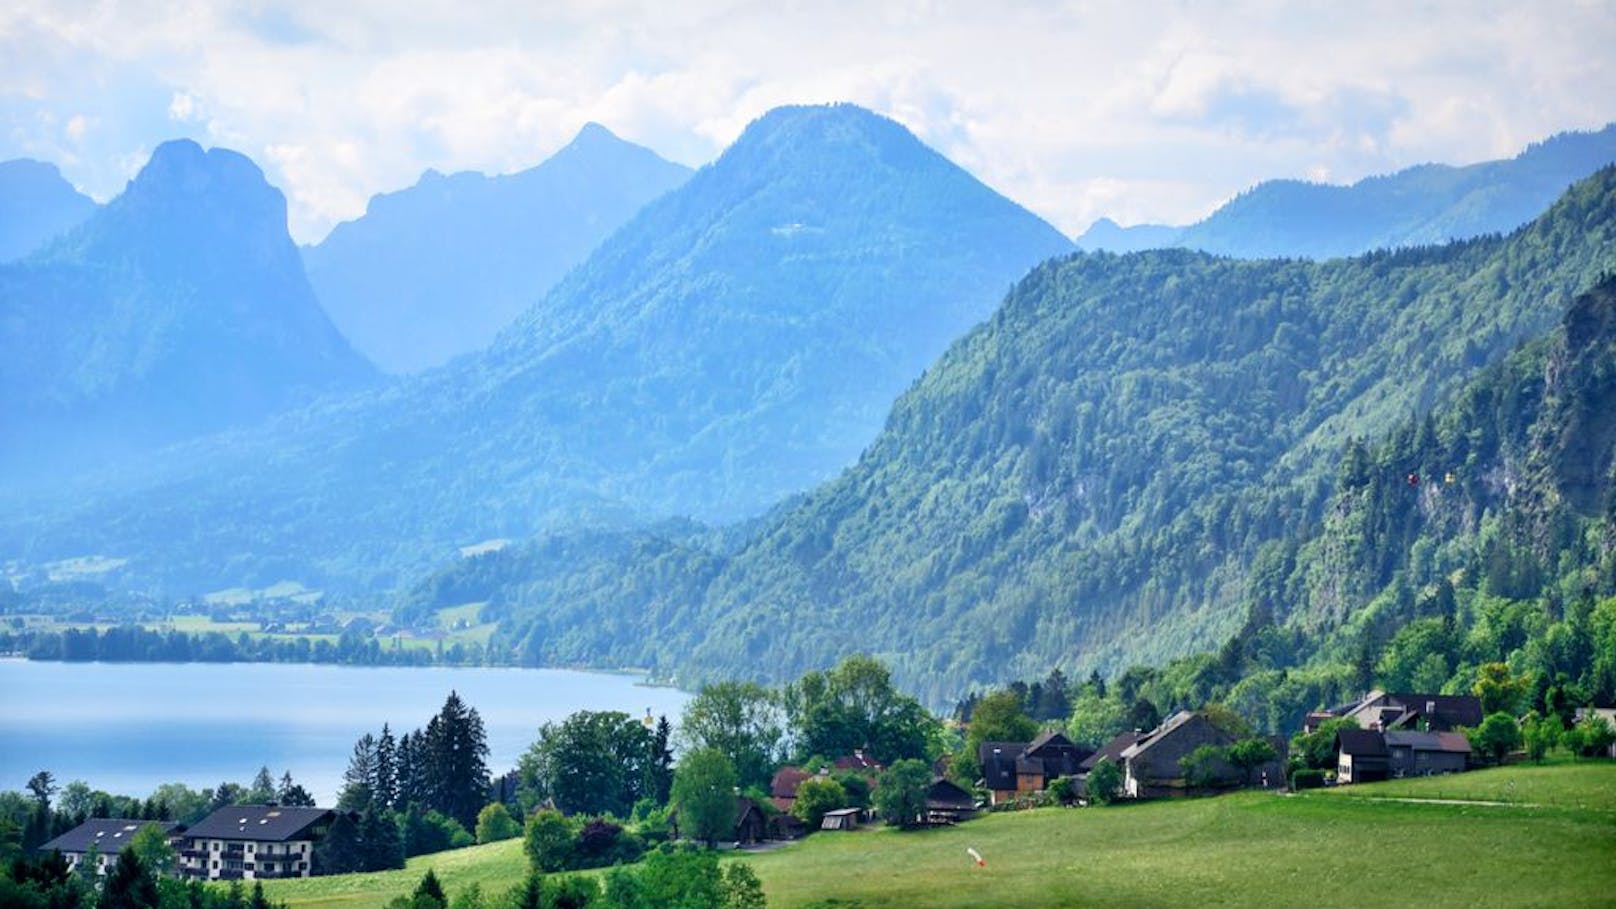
0, 159, 97, 262
2, 104, 1073, 591
5, 106, 1615, 701
1078, 123, 1616, 258
0, 140, 373, 478
304, 123, 692, 374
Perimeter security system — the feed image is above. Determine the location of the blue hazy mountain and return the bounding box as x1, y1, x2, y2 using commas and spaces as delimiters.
1076, 122, 1616, 257
303, 124, 692, 373
3, 104, 1075, 592
0, 158, 97, 262
0, 139, 375, 476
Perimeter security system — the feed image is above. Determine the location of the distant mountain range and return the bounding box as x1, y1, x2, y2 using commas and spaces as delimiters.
303, 124, 692, 374
0, 140, 375, 477
1077, 123, 1616, 258
0, 104, 1074, 593
0, 158, 97, 262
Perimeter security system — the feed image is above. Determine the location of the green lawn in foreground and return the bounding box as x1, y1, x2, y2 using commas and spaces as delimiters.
266, 764, 1616, 909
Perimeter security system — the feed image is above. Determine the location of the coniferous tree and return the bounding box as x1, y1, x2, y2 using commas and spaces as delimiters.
395, 731, 425, 812
375, 724, 398, 811
277, 772, 316, 808
358, 803, 405, 871
339, 734, 380, 811
314, 812, 361, 875
245, 767, 276, 804
424, 692, 490, 830
102, 848, 159, 909
649, 716, 675, 805
415, 869, 446, 906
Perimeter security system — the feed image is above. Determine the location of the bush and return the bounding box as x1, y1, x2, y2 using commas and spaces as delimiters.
1047, 775, 1077, 805
474, 803, 521, 844
523, 809, 577, 873
1086, 758, 1122, 804
1291, 768, 1325, 790
575, 818, 644, 869
791, 777, 847, 830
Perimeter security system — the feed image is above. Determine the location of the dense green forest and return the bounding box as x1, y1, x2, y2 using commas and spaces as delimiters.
401, 169, 1616, 706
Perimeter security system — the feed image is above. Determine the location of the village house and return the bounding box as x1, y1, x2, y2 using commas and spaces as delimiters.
979, 730, 1092, 805
38, 818, 185, 876
1118, 711, 1242, 798
1340, 690, 1483, 732
176, 805, 339, 880
1336, 727, 1471, 782
1335, 727, 1392, 784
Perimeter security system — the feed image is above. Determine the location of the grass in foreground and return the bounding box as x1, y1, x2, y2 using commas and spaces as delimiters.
267, 764, 1616, 909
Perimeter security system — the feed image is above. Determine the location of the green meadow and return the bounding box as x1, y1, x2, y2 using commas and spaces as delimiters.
266, 762, 1616, 909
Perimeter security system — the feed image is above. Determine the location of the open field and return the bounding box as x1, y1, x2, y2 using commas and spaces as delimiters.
266, 763, 1616, 909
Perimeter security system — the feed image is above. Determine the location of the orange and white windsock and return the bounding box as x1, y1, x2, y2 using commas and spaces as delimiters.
967, 847, 985, 867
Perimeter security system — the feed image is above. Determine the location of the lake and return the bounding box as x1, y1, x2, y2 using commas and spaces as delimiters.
0, 659, 690, 805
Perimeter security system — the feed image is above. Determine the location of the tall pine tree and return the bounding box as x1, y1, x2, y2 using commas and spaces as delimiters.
424, 692, 489, 830
375, 723, 397, 811
339, 734, 379, 811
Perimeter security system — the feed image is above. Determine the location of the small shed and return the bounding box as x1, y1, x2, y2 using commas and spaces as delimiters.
733, 797, 767, 845
820, 807, 862, 831
924, 778, 977, 825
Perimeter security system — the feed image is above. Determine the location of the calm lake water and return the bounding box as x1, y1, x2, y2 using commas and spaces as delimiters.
0, 659, 690, 804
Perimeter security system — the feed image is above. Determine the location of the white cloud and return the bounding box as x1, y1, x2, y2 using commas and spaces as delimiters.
2, 1, 1614, 241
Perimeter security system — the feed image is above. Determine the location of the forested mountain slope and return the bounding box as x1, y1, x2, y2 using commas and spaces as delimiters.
428, 168, 1616, 702
0, 105, 1073, 593
0, 158, 97, 262
304, 124, 691, 373
0, 140, 375, 479
1077, 123, 1616, 259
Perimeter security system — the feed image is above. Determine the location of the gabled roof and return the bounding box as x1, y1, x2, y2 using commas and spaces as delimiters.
832, 751, 883, 772
1347, 692, 1483, 730
184, 805, 334, 842
925, 777, 976, 810
1081, 731, 1145, 772
1335, 728, 1389, 757
1119, 710, 1199, 760
41, 819, 183, 855
1026, 730, 1075, 754
733, 796, 765, 826
1384, 730, 1471, 754
771, 767, 812, 799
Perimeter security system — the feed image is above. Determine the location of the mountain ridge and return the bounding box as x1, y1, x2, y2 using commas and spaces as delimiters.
304, 123, 692, 373
1077, 122, 1616, 258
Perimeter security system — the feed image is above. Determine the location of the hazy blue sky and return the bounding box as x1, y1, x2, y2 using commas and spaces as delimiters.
5, 1, 1614, 243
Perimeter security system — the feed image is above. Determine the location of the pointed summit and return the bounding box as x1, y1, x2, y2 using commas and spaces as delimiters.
0, 141, 373, 475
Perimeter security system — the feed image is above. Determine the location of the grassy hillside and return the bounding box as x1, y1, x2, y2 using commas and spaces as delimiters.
265, 764, 1616, 909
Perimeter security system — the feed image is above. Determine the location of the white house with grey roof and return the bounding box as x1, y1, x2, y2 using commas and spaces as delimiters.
39, 818, 185, 875
176, 805, 338, 880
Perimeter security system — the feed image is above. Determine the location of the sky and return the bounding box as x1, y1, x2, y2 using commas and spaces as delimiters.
4, 1, 1616, 245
